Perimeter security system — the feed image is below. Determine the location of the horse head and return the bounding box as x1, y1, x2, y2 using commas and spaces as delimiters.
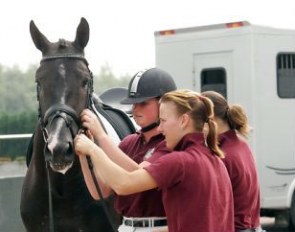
30, 18, 92, 174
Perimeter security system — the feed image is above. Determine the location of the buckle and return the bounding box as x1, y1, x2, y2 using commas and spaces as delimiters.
123, 218, 167, 227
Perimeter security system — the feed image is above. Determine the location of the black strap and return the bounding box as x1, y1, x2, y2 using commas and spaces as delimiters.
86, 156, 118, 232
46, 162, 54, 232
141, 121, 159, 133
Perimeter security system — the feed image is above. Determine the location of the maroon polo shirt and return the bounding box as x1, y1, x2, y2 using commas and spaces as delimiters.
115, 132, 169, 217
219, 130, 260, 230
145, 133, 234, 232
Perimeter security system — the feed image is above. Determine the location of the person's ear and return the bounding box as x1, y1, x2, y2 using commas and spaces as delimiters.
180, 113, 190, 129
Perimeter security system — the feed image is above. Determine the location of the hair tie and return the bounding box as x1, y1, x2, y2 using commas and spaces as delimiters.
198, 95, 206, 101
206, 116, 213, 123
225, 106, 230, 118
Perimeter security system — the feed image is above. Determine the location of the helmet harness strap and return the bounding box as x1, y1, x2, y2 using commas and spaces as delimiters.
141, 121, 160, 133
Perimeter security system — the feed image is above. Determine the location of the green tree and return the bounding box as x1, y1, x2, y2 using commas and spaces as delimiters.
0, 64, 37, 114
93, 63, 131, 95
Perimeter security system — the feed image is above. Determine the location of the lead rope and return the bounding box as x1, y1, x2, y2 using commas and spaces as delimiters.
38, 80, 55, 232
46, 162, 54, 232
42, 124, 55, 232
85, 156, 118, 232
39, 115, 55, 232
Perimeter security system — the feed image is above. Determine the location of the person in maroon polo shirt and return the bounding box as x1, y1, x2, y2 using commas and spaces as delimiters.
74, 89, 235, 232
78, 68, 176, 231
202, 91, 264, 232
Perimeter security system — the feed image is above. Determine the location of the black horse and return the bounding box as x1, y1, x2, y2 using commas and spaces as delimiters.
20, 18, 135, 232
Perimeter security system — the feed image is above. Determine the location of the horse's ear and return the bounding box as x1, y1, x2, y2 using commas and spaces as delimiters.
30, 20, 51, 52
74, 17, 89, 49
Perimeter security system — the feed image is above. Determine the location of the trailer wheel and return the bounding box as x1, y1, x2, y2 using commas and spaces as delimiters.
291, 191, 295, 228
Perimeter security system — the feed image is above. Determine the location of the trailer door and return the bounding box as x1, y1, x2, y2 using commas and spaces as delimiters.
193, 51, 233, 100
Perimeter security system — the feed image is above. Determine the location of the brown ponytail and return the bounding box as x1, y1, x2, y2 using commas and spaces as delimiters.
199, 96, 224, 158
202, 91, 250, 137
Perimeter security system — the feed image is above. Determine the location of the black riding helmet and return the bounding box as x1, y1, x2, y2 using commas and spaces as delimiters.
120, 68, 177, 105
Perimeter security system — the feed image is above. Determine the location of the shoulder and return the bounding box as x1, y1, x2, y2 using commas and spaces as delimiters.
120, 133, 140, 143
221, 132, 254, 164
220, 130, 247, 148
119, 133, 141, 148
154, 140, 169, 152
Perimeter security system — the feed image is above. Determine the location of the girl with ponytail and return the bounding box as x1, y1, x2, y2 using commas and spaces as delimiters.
202, 90, 263, 232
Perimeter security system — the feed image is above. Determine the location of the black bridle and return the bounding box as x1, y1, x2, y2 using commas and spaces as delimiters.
36, 54, 117, 232
37, 54, 93, 143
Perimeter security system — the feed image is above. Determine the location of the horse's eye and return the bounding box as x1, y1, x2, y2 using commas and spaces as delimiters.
36, 82, 41, 91
82, 79, 89, 89
36, 82, 42, 100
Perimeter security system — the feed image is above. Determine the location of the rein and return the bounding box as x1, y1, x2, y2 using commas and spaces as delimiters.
38, 54, 117, 232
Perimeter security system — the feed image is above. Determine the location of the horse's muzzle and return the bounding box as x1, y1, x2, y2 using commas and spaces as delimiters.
44, 140, 75, 174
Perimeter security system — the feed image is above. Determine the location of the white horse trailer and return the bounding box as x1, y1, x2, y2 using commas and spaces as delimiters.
155, 21, 295, 226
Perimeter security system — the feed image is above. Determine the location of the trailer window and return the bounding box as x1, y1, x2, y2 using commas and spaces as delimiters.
201, 68, 227, 99
277, 53, 295, 98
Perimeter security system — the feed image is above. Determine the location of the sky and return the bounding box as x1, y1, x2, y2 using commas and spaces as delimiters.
1, 0, 295, 77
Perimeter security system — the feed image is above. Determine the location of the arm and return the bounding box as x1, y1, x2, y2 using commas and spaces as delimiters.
81, 109, 139, 171
74, 134, 158, 195
79, 131, 112, 199
79, 155, 112, 199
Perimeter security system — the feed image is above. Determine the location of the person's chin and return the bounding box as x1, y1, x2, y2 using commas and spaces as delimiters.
165, 141, 172, 150
133, 116, 142, 122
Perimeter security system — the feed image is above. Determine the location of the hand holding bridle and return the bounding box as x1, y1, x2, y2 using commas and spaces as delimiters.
80, 109, 106, 141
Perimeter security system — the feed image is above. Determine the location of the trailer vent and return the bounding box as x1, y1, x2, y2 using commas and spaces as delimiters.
277, 53, 295, 98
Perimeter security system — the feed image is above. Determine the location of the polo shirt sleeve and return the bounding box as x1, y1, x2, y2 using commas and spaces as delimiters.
144, 152, 185, 189
118, 135, 131, 150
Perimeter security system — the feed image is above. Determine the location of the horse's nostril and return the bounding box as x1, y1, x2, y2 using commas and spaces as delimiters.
66, 142, 74, 157
44, 144, 52, 162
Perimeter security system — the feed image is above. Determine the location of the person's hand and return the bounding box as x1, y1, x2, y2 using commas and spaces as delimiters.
80, 109, 106, 140
139, 161, 151, 168
74, 134, 95, 157
86, 129, 94, 142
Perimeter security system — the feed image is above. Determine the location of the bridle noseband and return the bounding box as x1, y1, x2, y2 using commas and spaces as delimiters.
42, 104, 82, 143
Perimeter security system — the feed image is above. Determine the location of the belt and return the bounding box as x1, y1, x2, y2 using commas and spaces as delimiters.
123, 218, 167, 227
237, 228, 265, 232
238, 230, 256, 232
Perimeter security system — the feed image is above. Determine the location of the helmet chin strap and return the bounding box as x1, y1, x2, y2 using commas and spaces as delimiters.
141, 121, 160, 133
